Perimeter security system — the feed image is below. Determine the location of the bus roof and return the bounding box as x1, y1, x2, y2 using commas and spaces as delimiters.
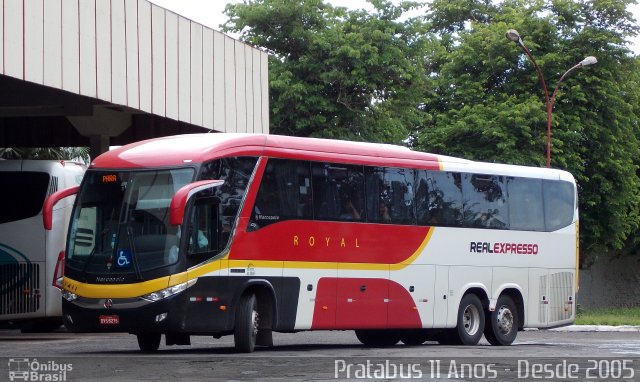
91, 133, 573, 182
93, 133, 439, 167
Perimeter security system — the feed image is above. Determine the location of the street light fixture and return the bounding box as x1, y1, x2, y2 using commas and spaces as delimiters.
506, 29, 597, 168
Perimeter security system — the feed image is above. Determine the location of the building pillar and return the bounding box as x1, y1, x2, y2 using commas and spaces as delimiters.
68, 105, 132, 159
89, 135, 111, 161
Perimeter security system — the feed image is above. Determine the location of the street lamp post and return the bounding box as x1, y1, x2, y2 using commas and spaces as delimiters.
506, 29, 597, 168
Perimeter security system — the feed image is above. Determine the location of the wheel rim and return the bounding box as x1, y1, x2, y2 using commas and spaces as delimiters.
251, 309, 259, 337
496, 305, 514, 335
462, 304, 480, 336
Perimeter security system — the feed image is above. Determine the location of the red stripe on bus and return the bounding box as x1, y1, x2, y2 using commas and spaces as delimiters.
230, 221, 430, 265
311, 278, 422, 329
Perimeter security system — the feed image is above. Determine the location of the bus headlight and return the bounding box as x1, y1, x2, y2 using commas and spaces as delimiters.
141, 279, 197, 302
62, 290, 77, 302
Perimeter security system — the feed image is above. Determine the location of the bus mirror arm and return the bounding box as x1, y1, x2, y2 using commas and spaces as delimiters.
43, 185, 80, 230
170, 180, 225, 226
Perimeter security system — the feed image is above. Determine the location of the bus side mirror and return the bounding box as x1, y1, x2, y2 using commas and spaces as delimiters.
170, 180, 224, 226
43, 186, 80, 230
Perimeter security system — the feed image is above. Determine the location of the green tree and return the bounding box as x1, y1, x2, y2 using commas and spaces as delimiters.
416, 0, 640, 261
224, 0, 640, 262
224, 0, 432, 144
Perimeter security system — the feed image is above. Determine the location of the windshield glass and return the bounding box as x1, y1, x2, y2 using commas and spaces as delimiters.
0, 172, 50, 224
66, 168, 194, 275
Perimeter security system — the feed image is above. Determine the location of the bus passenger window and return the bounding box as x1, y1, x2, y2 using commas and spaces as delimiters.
508, 178, 544, 231
462, 174, 508, 229
199, 156, 257, 248
250, 159, 312, 229
312, 162, 364, 222
543, 180, 575, 231
415, 171, 463, 227
365, 166, 415, 224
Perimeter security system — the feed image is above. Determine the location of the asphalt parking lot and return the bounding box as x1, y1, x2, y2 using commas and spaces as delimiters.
1, 327, 639, 381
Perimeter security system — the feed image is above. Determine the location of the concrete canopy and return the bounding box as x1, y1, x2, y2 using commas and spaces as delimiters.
0, 0, 269, 157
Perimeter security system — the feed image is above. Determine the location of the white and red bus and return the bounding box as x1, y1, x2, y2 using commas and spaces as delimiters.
0, 160, 85, 331
48, 134, 578, 352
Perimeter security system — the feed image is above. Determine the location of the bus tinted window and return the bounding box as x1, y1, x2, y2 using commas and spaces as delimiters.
416, 171, 463, 226
544, 180, 575, 231
251, 159, 312, 228
312, 162, 364, 221
199, 157, 258, 247
508, 177, 544, 231
365, 167, 415, 224
0, 172, 50, 224
462, 174, 508, 229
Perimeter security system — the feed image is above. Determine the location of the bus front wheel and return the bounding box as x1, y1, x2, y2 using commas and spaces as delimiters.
136, 333, 161, 352
453, 294, 485, 345
234, 293, 259, 353
484, 295, 518, 346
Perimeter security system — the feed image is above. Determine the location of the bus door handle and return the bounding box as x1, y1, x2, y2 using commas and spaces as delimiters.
360, 285, 366, 292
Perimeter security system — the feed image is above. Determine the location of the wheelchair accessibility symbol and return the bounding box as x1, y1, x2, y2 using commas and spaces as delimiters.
115, 249, 132, 269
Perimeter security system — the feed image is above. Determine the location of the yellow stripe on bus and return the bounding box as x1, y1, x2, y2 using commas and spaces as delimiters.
64, 228, 435, 299
62, 275, 174, 299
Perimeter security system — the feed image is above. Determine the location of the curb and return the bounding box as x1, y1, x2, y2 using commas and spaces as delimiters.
547, 325, 640, 332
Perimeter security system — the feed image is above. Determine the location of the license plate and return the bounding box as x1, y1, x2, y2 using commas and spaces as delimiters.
99, 315, 120, 325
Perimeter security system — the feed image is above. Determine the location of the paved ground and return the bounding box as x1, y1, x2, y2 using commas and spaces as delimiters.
1, 327, 639, 381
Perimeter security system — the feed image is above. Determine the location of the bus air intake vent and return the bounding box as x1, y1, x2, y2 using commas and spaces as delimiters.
0, 263, 41, 315
549, 272, 574, 323
47, 176, 59, 196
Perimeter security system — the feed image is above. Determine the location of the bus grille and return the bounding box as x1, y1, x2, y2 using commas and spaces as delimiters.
0, 263, 41, 315
47, 176, 59, 196
549, 272, 574, 322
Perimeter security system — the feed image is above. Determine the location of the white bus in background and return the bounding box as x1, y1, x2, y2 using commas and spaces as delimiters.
0, 160, 85, 331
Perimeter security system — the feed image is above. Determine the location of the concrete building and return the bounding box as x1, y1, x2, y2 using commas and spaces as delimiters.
0, 0, 269, 157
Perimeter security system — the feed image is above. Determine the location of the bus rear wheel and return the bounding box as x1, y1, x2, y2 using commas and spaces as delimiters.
484, 295, 518, 346
136, 333, 161, 352
453, 294, 485, 345
355, 330, 400, 347
234, 293, 259, 353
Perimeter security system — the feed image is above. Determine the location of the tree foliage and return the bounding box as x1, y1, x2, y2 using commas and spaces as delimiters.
224, 0, 433, 144
416, 0, 640, 261
224, 0, 640, 261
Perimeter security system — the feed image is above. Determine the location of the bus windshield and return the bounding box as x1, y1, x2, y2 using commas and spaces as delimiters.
66, 168, 194, 276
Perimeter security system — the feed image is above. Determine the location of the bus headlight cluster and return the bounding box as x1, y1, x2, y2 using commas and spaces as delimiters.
62, 290, 78, 302
141, 279, 197, 302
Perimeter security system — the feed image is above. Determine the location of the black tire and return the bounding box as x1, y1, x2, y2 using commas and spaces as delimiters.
136, 333, 161, 352
484, 295, 518, 346
355, 330, 400, 347
234, 293, 259, 353
400, 329, 429, 346
454, 294, 485, 345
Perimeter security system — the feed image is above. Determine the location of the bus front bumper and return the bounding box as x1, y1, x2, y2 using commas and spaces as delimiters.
62, 294, 185, 333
